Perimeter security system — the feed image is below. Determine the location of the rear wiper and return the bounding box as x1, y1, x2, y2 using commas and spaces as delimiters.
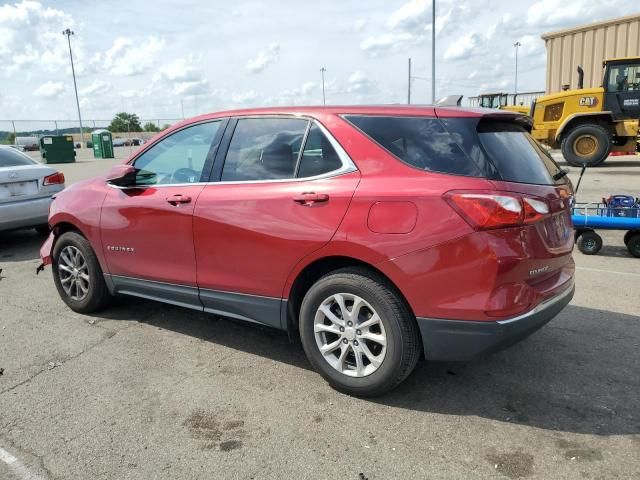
553, 168, 569, 181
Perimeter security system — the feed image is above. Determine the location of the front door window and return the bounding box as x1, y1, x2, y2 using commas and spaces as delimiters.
133, 121, 222, 185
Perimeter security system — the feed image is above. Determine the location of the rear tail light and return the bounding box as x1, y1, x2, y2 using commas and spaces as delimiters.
445, 191, 549, 230
43, 172, 65, 186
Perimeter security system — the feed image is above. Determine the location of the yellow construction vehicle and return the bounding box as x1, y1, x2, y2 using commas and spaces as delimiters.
477, 92, 531, 115
530, 57, 640, 166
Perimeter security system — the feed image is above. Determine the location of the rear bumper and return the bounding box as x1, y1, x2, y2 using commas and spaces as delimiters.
417, 281, 574, 361
0, 196, 52, 231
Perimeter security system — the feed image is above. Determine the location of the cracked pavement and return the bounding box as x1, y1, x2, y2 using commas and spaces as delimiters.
0, 152, 639, 479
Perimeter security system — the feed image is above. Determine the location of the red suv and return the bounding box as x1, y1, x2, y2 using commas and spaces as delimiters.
39, 106, 575, 396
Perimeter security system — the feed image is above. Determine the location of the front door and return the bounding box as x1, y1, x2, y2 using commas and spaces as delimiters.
100, 120, 225, 302
193, 117, 360, 328
604, 61, 640, 119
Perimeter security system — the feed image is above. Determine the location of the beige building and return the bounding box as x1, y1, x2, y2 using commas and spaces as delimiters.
543, 14, 640, 93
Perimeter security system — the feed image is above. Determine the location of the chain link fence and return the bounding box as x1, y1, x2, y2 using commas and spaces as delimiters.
0, 118, 183, 148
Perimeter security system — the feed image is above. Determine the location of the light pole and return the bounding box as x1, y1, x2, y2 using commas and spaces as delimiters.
431, 0, 436, 103
62, 28, 85, 147
514, 41, 521, 97
320, 67, 326, 105
407, 58, 412, 104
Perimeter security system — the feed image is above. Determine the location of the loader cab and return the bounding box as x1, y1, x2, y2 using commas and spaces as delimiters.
479, 93, 508, 109
603, 58, 640, 119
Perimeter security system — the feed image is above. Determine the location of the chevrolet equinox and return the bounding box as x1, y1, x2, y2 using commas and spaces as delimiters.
39, 106, 575, 396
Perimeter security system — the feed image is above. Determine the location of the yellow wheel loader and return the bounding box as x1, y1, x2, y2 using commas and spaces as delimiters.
530, 57, 640, 167
477, 92, 530, 115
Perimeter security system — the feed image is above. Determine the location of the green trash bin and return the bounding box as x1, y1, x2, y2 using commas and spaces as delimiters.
91, 130, 114, 159
40, 135, 76, 164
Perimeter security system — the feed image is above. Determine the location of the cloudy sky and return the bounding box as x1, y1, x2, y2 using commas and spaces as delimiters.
0, 0, 638, 126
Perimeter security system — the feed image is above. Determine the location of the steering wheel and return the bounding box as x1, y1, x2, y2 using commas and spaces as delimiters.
171, 167, 200, 183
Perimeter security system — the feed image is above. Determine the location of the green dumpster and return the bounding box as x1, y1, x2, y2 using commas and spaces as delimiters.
40, 135, 76, 164
91, 130, 114, 159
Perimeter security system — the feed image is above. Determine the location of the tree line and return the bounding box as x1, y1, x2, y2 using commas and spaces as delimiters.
108, 112, 171, 133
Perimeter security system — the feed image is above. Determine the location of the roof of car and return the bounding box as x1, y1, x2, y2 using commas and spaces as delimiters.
172, 105, 519, 131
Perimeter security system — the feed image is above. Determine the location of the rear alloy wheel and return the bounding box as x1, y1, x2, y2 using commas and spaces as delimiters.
626, 234, 640, 258
576, 231, 603, 255
299, 268, 421, 397
52, 231, 112, 313
561, 124, 611, 167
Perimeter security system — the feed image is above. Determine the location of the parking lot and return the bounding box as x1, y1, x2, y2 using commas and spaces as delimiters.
1, 150, 639, 479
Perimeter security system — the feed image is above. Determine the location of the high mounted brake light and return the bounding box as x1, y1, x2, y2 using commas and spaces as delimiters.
444, 191, 550, 230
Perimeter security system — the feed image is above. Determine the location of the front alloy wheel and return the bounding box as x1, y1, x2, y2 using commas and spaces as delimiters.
57, 245, 90, 301
52, 231, 112, 313
314, 293, 387, 377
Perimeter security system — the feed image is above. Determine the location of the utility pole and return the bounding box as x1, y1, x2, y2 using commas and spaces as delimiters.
320, 67, 326, 105
407, 58, 412, 104
431, 0, 436, 103
514, 41, 521, 96
62, 29, 85, 147
11, 121, 16, 145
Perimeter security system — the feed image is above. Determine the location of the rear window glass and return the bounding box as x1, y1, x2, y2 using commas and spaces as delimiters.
344, 115, 482, 177
0, 148, 36, 167
442, 118, 565, 185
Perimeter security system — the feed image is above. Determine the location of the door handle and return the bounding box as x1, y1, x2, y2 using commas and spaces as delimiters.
166, 194, 192, 206
292, 192, 329, 206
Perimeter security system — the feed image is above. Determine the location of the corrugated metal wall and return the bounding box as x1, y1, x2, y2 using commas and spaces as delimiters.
543, 14, 640, 93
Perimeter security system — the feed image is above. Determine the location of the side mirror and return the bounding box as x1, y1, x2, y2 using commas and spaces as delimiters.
106, 164, 137, 187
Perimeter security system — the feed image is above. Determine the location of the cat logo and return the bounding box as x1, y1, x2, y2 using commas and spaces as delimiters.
578, 96, 598, 107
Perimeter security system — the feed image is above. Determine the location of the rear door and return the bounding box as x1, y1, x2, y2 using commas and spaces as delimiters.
193, 117, 360, 328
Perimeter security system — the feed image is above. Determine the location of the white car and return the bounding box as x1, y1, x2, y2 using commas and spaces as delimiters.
0, 146, 66, 233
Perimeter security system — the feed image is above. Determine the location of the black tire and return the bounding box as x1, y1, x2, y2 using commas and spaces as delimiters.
576, 231, 603, 255
35, 224, 50, 236
626, 234, 640, 258
52, 231, 112, 313
623, 230, 639, 246
561, 123, 611, 167
299, 267, 421, 397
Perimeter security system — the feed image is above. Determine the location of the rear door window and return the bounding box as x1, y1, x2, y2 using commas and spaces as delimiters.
344, 115, 481, 177
296, 124, 343, 178
221, 118, 308, 181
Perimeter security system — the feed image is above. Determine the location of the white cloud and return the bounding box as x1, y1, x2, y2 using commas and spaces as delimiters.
526, 0, 621, 28
232, 90, 258, 104
0, 1, 74, 74
444, 31, 481, 60
246, 43, 280, 74
34, 81, 65, 98
354, 18, 367, 32
360, 32, 420, 54
153, 55, 210, 97
103, 36, 164, 76
79, 80, 112, 96
301, 82, 316, 95
386, 0, 430, 31
346, 71, 375, 94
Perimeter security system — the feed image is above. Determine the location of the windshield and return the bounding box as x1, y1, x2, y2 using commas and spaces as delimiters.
0, 148, 37, 167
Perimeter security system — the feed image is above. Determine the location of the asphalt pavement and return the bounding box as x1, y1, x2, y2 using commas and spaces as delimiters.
0, 149, 638, 479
